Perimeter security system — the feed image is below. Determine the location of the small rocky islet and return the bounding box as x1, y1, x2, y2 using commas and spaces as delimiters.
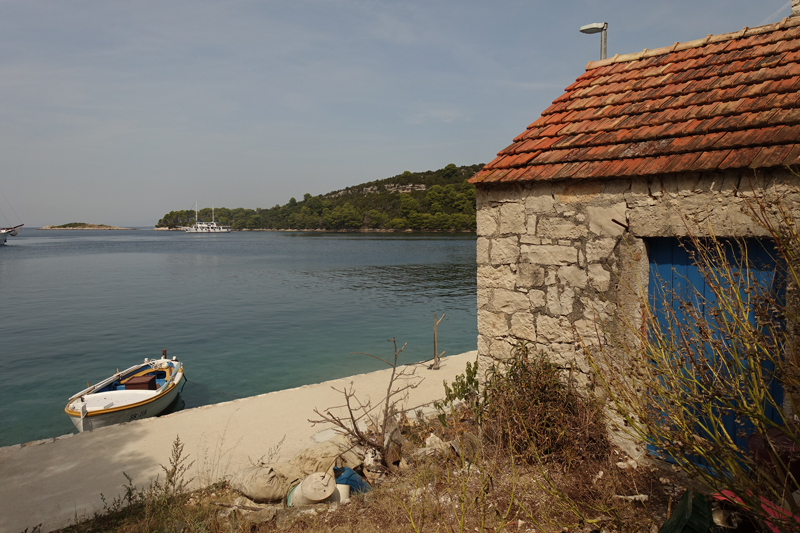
38, 223, 134, 230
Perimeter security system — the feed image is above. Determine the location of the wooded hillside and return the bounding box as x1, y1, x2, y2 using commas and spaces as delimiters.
156, 163, 483, 231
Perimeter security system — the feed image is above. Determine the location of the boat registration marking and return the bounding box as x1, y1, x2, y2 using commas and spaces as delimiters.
129, 409, 148, 421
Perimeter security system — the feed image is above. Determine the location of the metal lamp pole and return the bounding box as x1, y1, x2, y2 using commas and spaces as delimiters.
580, 22, 609, 60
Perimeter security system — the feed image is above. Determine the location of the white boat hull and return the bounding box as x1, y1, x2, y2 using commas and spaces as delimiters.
65, 359, 185, 432
184, 224, 231, 233
1, 224, 23, 245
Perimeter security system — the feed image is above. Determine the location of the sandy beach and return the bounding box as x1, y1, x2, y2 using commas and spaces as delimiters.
0, 351, 476, 533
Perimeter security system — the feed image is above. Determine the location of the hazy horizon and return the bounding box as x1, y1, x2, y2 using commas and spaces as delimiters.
0, 0, 793, 228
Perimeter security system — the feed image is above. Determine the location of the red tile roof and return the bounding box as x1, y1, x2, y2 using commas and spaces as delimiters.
471, 18, 800, 184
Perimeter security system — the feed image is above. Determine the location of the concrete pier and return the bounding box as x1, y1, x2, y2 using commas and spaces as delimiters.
0, 351, 476, 533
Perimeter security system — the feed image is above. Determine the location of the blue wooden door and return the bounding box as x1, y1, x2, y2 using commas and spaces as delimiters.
647, 237, 783, 454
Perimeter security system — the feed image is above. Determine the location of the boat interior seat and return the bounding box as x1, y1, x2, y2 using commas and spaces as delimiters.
156, 378, 166, 387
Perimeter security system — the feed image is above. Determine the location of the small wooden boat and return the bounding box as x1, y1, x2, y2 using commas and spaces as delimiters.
65, 351, 185, 432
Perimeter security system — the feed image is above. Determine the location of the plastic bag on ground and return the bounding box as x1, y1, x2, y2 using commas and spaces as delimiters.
289, 434, 363, 475
333, 466, 372, 494
230, 462, 304, 503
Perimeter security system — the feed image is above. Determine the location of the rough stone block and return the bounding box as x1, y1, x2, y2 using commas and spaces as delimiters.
676, 174, 702, 195
538, 342, 579, 367
586, 203, 627, 236
477, 334, 491, 355
546, 286, 574, 316
559, 181, 601, 204
586, 238, 617, 262
476, 208, 497, 236
628, 206, 682, 237
588, 264, 611, 292
626, 178, 654, 208
483, 185, 526, 204
525, 214, 537, 235
498, 203, 526, 235
600, 180, 630, 198
490, 236, 520, 265
478, 265, 517, 290
558, 265, 588, 289
537, 217, 588, 239
629, 201, 770, 238
581, 296, 616, 323
477, 287, 490, 309
478, 310, 508, 336
480, 335, 516, 360
536, 315, 574, 343
516, 263, 545, 289
492, 337, 515, 359
520, 244, 578, 265
529, 289, 546, 308
476, 237, 490, 264
492, 289, 530, 314
510, 312, 536, 342
525, 189, 555, 213
573, 318, 604, 345
560, 287, 575, 315
520, 234, 541, 245
646, 178, 662, 200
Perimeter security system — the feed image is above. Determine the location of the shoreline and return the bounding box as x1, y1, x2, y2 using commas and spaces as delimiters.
153, 227, 475, 233
38, 225, 134, 230
0, 350, 477, 533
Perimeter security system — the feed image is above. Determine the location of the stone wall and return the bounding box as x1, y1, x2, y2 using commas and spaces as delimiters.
475, 168, 800, 375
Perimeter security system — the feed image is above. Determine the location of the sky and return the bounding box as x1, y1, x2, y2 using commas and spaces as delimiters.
0, 0, 795, 227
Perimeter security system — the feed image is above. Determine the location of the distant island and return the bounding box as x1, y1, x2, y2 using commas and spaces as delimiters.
39, 223, 134, 230
156, 163, 483, 232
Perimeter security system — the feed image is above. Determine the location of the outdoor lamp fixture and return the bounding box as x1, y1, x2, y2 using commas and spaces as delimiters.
580, 22, 608, 60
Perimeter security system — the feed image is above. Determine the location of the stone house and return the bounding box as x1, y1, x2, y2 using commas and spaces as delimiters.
469, 10, 800, 387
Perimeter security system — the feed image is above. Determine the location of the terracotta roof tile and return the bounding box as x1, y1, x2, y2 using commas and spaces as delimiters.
526, 116, 549, 130
718, 147, 760, 169
774, 107, 800, 123
662, 152, 703, 173
664, 135, 697, 153
715, 129, 759, 148
694, 150, 732, 171
771, 123, 800, 143
471, 19, 800, 185
497, 143, 517, 156
532, 164, 563, 182
693, 131, 727, 150
487, 169, 512, 182
514, 165, 544, 181
486, 155, 505, 168
750, 126, 782, 145
783, 144, 800, 166
749, 144, 794, 168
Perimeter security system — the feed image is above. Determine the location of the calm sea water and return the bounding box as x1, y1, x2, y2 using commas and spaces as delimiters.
0, 230, 477, 447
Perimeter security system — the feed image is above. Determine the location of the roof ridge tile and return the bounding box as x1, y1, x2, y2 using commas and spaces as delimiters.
584, 17, 800, 71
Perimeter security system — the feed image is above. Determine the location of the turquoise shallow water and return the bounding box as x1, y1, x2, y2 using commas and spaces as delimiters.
0, 230, 477, 447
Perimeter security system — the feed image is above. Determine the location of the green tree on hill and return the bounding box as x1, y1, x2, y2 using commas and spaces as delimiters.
155, 163, 483, 231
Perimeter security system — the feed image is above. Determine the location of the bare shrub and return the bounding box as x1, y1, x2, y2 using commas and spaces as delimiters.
310, 337, 423, 469
587, 182, 800, 531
